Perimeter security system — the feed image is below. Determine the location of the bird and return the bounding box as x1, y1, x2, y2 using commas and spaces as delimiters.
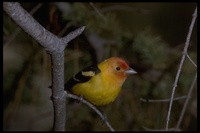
64, 57, 137, 106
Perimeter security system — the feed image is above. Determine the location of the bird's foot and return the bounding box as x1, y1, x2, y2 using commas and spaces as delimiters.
76, 95, 83, 103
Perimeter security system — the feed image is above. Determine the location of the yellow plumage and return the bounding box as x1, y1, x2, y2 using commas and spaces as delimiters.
65, 57, 137, 106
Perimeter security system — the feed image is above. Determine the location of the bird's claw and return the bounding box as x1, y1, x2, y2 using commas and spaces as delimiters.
76, 95, 83, 103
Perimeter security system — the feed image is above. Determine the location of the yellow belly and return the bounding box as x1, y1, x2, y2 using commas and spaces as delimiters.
71, 74, 122, 106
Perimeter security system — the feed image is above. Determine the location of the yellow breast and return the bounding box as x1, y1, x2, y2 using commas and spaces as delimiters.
71, 73, 123, 106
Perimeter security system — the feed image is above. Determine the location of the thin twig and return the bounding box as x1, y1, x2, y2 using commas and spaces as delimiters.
142, 126, 180, 131
89, 2, 107, 21
175, 72, 197, 130
65, 92, 115, 131
140, 96, 187, 103
165, 7, 197, 130
186, 54, 197, 68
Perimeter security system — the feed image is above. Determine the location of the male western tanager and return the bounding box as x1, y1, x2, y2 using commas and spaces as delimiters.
64, 57, 137, 106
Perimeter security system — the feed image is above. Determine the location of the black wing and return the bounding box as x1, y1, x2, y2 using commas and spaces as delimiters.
64, 64, 101, 91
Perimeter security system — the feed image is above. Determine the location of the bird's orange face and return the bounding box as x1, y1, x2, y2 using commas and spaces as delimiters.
110, 58, 130, 78
103, 57, 136, 80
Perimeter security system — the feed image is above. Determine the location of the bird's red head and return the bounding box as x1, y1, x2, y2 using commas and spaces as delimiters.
99, 57, 137, 81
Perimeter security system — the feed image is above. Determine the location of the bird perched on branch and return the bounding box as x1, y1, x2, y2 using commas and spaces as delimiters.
65, 57, 137, 106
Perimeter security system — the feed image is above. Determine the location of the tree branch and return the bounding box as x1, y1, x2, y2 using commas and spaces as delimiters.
3, 2, 59, 53
175, 72, 197, 130
65, 92, 115, 131
142, 126, 180, 131
186, 54, 197, 68
3, 3, 43, 49
140, 96, 187, 103
165, 7, 197, 130
3, 2, 85, 131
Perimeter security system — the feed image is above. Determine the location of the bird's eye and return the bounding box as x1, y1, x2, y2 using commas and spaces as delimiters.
116, 67, 121, 71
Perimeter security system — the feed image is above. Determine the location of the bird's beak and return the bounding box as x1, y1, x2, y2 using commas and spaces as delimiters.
125, 68, 137, 74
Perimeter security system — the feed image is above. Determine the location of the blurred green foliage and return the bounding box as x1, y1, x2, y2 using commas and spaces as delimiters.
3, 2, 196, 131
132, 28, 168, 67
63, 3, 122, 38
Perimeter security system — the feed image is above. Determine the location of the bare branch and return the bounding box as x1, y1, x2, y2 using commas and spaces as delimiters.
3, 2, 59, 53
142, 126, 180, 131
65, 92, 115, 131
90, 2, 107, 21
175, 72, 197, 130
165, 7, 197, 130
50, 52, 65, 131
140, 96, 187, 103
3, 2, 85, 131
186, 54, 197, 68
3, 3, 43, 49
61, 26, 85, 47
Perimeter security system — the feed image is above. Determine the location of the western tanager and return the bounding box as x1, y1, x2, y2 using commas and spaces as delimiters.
65, 57, 137, 106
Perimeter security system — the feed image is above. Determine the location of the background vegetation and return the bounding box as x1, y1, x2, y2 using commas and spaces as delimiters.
3, 2, 197, 131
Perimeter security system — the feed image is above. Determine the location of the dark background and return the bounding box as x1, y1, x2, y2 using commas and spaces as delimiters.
3, 2, 197, 131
